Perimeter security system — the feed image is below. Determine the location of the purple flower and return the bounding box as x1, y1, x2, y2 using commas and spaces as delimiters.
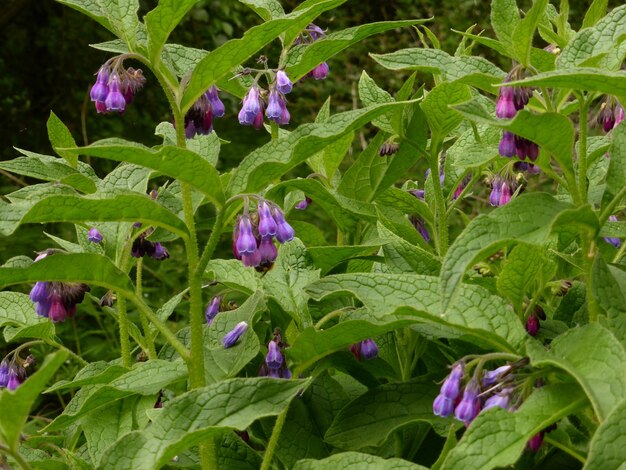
206, 85, 225, 118
295, 197, 312, 210
499, 181, 512, 206
616, 106, 625, 128
241, 249, 262, 268
527, 433, 543, 452
104, 73, 126, 113
604, 215, 621, 247
88, 227, 103, 244
205, 296, 221, 325
496, 86, 517, 119
311, 62, 329, 80
482, 365, 512, 386
440, 363, 464, 400
257, 201, 277, 238
433, 394, 455, 417
499, 131, 517, 157
90, 66, 109, 103
240, 86, 262, 124
258, 237, 278, 265
526, 314, 540, 337
29, 277, 89, 323
0, 360, 9, 388
454, 379, 481, 426
483, 391, 511, 411
359, 339, 378, 360
266, 340, 283, 370
150, 242, 170, 260
222, 321, 248, 348
252, 109, 265, 130
7, 369, 22, 391
379, 142, 399, 156
276, 70, 293, 94
235, 216, 258, 254
266, 90, 283, 123
272, 209, 295, 243
410, 216, 430, 242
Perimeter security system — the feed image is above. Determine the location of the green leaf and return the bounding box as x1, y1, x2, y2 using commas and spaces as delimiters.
82, 397, 135, 467
358, 71, 394, 133
46, 361, 128, 393
446, 125, 500, 171
582, 0, 609, 29
0, 253, 134, 297
511, 0, 548, 66
324, 379, 441, 450
527, 323, 626, 421
0, 192, 188, 239
0, 351, 67, 450
288, 311, 418, 373
0, 153, 97, 193
591, 257, 626, 347
295, 453, 425, 470
585, 397, 626, 470
155, 122, 220, 166
205, 259, 262, 294
557, 5, 626, 70
370, 48, 505, 92
375, 187, 434, 225
306, 273, 526, 352
145, 0, 197, 64
47, 112, 78, 168
440, 193, 584, 311
262, 239, 320, 328
228, 101, 414, 197
496, 243, 550, 311
99, 378, 309, 470
61, 138, 224, 207
307, 245, 381, 275
421, 82, 472, 140
440, 384, 587, 470
180, 0, 346, 112
287, 20, 427, 80
239, 0, 285, 21
490, 0, 520, 50
0, 292, 55, 342
507, 68, 626, 95
453, 101, 575, 177
376, 222, 440, 276
45, 359, 187, 432
105, 0, 140, 49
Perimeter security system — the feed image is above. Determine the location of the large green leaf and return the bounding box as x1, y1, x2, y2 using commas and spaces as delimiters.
295, 452, 426, 470
46, 361, 128, 393
421, 82, 472, 139
526, 324, 626, 421
584, 397, 626, 470
239, 0, 285, 21
324, 379, 441, 450
507, 68, 626, 96
180, 0, 346, 112
99, 378, 309, 470
286, 20, 427, 80
145, 0, 197, 64
0, 253, 134, 296
227, 101, 416, 197
61, 138, 224, 207
307, 245, 381, 275
591, 257, 626, 348
440, 385, 587, 470
205, 259, 263, 294
306, 273, 526, 352
582, 0, 609, 29
47, 111, 78, 168
440, 193, 586, 311
510, 0, 548, 66
0, 292, 55, 342
0, 351, 68, 451
490, 0, 520, 50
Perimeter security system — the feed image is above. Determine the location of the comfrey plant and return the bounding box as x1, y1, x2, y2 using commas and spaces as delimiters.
0, 1, 625, 469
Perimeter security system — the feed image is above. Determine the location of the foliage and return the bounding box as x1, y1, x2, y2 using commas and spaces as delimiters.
1, 0, 626, 469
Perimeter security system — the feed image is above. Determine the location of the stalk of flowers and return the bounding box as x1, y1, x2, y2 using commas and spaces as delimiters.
232, 197, 295, 271
489, 167, 525, 207
183, 85, 225, 138
29, 250, 90, 323
259, 329, 292, 379
89, 57, 146, 114
238, 71, 293, 129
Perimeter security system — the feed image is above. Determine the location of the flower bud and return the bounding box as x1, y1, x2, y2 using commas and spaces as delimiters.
265, 340, 283, 370
222, 321, 248, 348
276, 70, 293, 94
205, 296, 221, 325
88, 227, 103, 244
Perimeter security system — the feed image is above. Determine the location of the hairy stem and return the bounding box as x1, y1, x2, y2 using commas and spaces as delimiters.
577, 95, 590, 204
430, 139, 448, 256
261, 405, 290, 470
136, 258, 156, 359
116, 296, 132, 368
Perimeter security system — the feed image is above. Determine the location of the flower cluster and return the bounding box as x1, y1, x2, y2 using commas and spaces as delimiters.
297, 24, 330, 80
232, 199, 294, 270
238, 69, 293, 129
29, 251, 90, 323
90, 60, 145, 114
496, 71, 538, 161
259, 329, 292, 379
0, 354, 35, 391
349, 339, 378, 361
597, 99, 624, 132
184, 86, 225, 138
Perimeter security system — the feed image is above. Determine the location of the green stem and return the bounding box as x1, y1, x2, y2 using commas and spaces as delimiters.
430, 139, 448, 256
543, 436, 586, 464
261, 405, 290, 470
116, 296, 132, 368
136, 258, 156, 359
0, 445, 32, 470
270, 121, 279, 140
45, 340, 89, 367
613, 239, 626, 263
582, 238, 600, 323
195, 209, 225, 280
314, 307, 354, 329
599, 186, 626, 224
577, 95, 590, 204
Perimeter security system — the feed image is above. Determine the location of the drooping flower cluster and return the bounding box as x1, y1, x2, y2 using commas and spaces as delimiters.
232, 199, 294, 270
259, 329, 292, 379
604, 215, 622, 248
349, 339, 378, 361
238, 70, 293, 129
297, 24, 330, 80
0, 354, 34, 391
597, 99, 625, 132
90, 60, 146, 114
29, 251, 90, 323
184, 86, 225, 138
496, 71, 538, 161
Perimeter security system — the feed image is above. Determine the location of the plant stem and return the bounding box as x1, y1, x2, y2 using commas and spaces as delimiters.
599, 186, 626, 224
136, 258, 156, 359
116, 295, 132, 368
582, 238, 600, 323
0, 445, 32, 470
196, 209, 225, 280
543, 436, 586, 464
577, 95, 590, 204
430, 139, 448, 256
261, 405, 290, 470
